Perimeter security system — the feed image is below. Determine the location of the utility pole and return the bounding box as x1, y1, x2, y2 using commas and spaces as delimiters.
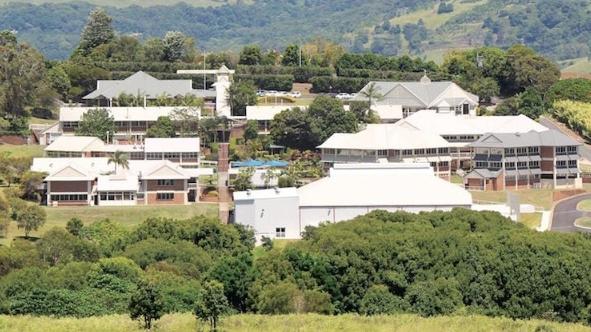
203, 52, 206, 91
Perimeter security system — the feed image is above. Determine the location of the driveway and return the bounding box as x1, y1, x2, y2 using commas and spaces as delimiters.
539, 116, 591, 162
551, 193, 591, 232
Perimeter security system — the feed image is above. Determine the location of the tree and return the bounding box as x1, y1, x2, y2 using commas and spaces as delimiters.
437, 2, 454, 14
170, 107, 201, 137
19, 171, 45, 202
227, 81, 257, 117
143, 38, 165, 62
239, 45, 262, 65
76, 108, 116, 142
359, 82, 383, 112
360, 285, 406, 315
195, 280, 230, 331
233, 168, 254, 191
244, 120, 259, 141
405, 278, 463, 317
0, 30, 47, 134
129, 282, 164, 330
307, 96, 358, 142
546, 79, 591, 104
13, 204, 46, 238
261, 236, 273, 250
108, 151, 130, 173
66, 217, 84, 237
518, 88, 545, 119
282, 45, 305, 66
270, 107, 319, 151
469, 77, 500, 104
47, 65, 71, 100
263, 169, 277, 188
146, 116, 176, 138
162, 31, 194, 62
505, 44, 560, 95
78, 8, 114, 55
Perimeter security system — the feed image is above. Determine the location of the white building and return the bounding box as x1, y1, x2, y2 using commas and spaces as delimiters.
355, 75, 479, 121
233, 162, 472, 241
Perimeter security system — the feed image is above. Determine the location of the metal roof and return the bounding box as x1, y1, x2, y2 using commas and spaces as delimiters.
470, 130, 581, 148
45, 136, 105, 152
60, 107, 199, 122
144, 138, 200, 153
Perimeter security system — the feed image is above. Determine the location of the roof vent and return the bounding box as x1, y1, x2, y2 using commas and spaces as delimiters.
274, 187, 280, 194
246, 189, 252, 196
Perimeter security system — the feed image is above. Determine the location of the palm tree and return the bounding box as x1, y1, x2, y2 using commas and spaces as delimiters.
108, 150, 129, 173
360, 82, 384, 113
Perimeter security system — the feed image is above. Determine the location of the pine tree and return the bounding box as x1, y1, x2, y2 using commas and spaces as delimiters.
79, 8, 115, 55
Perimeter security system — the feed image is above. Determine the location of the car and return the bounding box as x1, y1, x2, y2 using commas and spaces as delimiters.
256, 90, 266, 97
335, 93, 353, 100
288, 91, 301, 98
266, 90, 279, 96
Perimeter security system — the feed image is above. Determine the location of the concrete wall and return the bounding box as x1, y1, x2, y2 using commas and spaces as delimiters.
235, 196, 300, 240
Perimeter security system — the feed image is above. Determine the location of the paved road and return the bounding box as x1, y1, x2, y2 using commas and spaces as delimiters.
539, 116, 591, 162
551, 193, 591, 232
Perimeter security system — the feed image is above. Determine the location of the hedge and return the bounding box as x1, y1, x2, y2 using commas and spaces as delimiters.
336, 68, 451, 81
552, 100, 591, 140
309, 76, 369, 93
235, 74, 294, 91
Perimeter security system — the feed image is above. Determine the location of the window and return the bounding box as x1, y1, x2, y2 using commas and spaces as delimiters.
504, 148, 515, 156
402, 149, 413, 156
517, 161, 528, 169
426, 148, 437, 155
475, 161, 487, 168
275, 227, 286, 238
414, 149, 425, 156
156, 193, 174, 200
438, 148, 449, 154
567, 146, 578, 154
505, 162, 515, 169
157, 179, 174, 186
516, 147, 528, 156
556, 146, 567, 155
147, 152, 162, 160
528, 146, 539, 155
490, 162, 502, 169
556, 160, 567, 168
51, 194, 87, 201
99, 192, 135, 201
569, 160, 578, 168
529, 161, 540, 168
377, 150, 388, 156
164, 152, 180, 159
323, 149, 335, 155
439, 161, 449, 167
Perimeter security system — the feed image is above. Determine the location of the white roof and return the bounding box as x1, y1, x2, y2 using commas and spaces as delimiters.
398, 110, 548, 136
234, 187, 298, 201
144, 137, 200, 153
59, 107, 199, 122
246, 105, 305, 121
329, 162, 434, 177
298, 168, 472, 207
97, 173, 139, 191
97, 144, 144, 153
45, 136, 105, 152
128, 160, 191, 180
318, 124, 449, 150
372, 104, 403, 121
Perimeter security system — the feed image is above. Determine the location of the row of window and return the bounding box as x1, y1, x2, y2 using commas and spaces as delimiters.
504, 147, 539, 156
556, 146, 578, 155
156, 193, 175, 200
505, 161, 540, 169
51, 194, 88, 201
556, 160, 578, 168
506, 174, 541, 182
146, 152, 199, 160
401, 148, 449, 156
99, 192, 135, 201
429, 161, 450, 168
157, 179, 175, 186
276, 227, 286, 238
323, 148, 450, 156
442, 135, 479, 142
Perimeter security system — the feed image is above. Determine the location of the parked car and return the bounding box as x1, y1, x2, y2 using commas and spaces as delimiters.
266, 90, 279, 96
289, 91, 301, 98
335, 93, 353, 100
257, 90, 266, 97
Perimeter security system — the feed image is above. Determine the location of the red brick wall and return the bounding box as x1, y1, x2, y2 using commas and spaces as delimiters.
541, 160, 554, 172
50, 181, 89, 192
146, 192, 186, 205
540, 146, 554, 158
218, 143, 229, 172
467, 178, 482, 189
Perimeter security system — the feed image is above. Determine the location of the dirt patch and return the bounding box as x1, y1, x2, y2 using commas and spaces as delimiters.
0, 136, 28, 145
553, 190, 586, 202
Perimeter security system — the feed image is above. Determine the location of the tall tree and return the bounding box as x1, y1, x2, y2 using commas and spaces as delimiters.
76, 108, 116, 142
195, 281, 230, 331
12, 203, 46, 238
108, 151, 129, 173
78, 8, 115, 55
239, 45, 262, 66
162, 31, 194, 62
270, 107, 319, 151
282, 45, 306, 66
129, 283, 164, 330
227, 81, 257, 117
146, 116, 176, 138
0, 30, 47, 134
307, 96, 358, 142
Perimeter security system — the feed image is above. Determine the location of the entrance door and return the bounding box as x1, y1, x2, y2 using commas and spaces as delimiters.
462, 104, 470, 115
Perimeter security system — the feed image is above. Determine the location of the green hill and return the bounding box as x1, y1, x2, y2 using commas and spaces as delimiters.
1, 313, 590, 332
0, 0, 590, 62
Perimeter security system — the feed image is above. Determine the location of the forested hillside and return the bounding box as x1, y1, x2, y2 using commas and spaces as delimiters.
1, 0, 590, 61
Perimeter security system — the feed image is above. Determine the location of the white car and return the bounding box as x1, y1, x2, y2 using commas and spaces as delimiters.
266, 90, 279, 96
288, 91, 301, 98
335, 93, 353, 100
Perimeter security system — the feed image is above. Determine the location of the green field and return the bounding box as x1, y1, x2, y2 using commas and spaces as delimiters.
388, 0, 487, 30
561, 57, 591, 74
577, 199, 591, 212
0, 144, 44, 159
0, 313, 589, 332
0, 203, 217, 245
470, 189, 554, 210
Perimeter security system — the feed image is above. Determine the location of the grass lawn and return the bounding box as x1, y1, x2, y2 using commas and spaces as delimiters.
450, 174, 463, 184
0, 203, 218, 246
0, 144, 44, 158
575, 217, 591, 229
470, 189, 554, 210
577, 199, 591, 212
389, 0, 486, 30
520, 212, 542, 230
29, 117, 57, 125
0, 313, 589, 332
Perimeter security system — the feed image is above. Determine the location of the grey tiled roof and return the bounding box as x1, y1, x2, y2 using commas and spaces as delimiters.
84, 71, 216, 99
470, 130, 581, 148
